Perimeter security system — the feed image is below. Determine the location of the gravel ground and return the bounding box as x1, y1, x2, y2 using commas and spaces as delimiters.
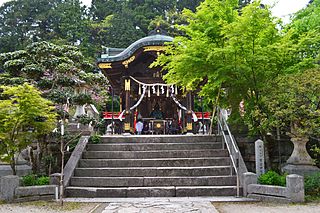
0, 201, 98, 213
214, 202, 320, 213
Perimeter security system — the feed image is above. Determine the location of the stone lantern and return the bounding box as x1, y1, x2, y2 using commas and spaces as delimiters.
282, 125, 320, 176
73, 80, 90, 119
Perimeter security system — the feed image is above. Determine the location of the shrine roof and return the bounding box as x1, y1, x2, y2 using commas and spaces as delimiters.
97, 34, 173, 63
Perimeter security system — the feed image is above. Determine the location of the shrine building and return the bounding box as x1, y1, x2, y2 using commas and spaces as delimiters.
97, 29, 210, 134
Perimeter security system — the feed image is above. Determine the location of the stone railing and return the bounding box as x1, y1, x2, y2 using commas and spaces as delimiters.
243, 172, 304, 202
15, 185, 58, 202
217, 108, 248, 197
63, 136, 90, 187
0, 175, 58, 202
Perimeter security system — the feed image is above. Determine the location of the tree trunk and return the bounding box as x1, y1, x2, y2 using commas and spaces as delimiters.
60, 137, 64, 206
36, 141, 40, 173
10, 156, 16, 175
209, 87, 221, 135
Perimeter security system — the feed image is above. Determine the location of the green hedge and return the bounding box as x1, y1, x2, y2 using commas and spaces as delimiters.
305, 172, 320, 196
258, 170, 320, 197
22, 174, 50, 186
89, 134, 101, 144
258, 171, 286, 187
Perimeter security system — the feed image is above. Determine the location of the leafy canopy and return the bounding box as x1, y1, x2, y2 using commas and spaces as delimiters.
260, 68, 320, 138
0, 41, 108, 106
154, 0, 320, 138
0, 83, 57, 174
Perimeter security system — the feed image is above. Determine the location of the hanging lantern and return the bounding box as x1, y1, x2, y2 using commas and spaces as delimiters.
148, 87, 151, 97
157, 85, 160, 96
166, 86, 169, 97
175, 85, 178, 95
138, 84, 141, 95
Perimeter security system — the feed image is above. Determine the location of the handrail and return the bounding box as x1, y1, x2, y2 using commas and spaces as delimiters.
223, 118, 239, 154
218, 119, 239, 172
217, 108, 240, 197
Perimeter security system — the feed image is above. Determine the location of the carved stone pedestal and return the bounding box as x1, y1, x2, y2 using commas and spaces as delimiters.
282, 137, 319, 176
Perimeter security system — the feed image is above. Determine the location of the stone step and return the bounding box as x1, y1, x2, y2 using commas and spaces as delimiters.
70, 176, 237, 187
175, 186, 239, 197
87, 142, 222, 151
74, 166, 233, 177
65, 185, 238, 197
100, 135, 222, 143
78, 157, 230, 168
83, 149, 229, 159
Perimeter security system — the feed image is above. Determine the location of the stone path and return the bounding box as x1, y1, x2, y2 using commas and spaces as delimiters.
65, 197, 254, 213
101, 201, 217, 213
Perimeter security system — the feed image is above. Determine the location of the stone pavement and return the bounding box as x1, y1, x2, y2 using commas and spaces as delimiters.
65, 197, 255, 213
101, 200, 217, 213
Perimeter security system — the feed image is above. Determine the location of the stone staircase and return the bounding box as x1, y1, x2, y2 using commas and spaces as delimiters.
66, 135, 239, 197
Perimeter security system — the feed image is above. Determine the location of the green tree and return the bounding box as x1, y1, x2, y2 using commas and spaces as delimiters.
221, 1, 283, 132
0, 42, 108, 176
148, 9, 189, 37
0, 83, 57, 175
0, 0, 62, 52
177, 0, 203, 11
260, 68, 320, 138
238, 0, 252, 9
154, 0, 286, 168
90, 0, 124, 21
0, 41, 95, 104
89, 0, 202, 48
0, 41, 109, 120
0, 0, 92, 57
153, 0, 239, 103
91, 9, 145, 48
283, 0, 320, 71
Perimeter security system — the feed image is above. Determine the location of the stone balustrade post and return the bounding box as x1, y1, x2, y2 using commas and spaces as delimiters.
243, 172, 257, 196
50, 173, 62, 185
0, 175, 20, 202
286, 174, 304, 202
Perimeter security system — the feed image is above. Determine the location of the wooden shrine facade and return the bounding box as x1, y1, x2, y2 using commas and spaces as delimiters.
97, 32, 209, 134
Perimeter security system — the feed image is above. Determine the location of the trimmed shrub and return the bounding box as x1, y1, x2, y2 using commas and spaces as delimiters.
89, 134, 101, 144
22, 174, 37, 186
258, 170, 286, 186
22, 174, 50, 186
305, 172, 320, 196
37, 176, 50, 185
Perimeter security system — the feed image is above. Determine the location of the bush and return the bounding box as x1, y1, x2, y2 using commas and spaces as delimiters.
89, 134, 101, 144
37, 176, 50, 185
22, 174, 50, 186
77, 114, 95, 125
258, 170, 286, 186
22, 174, 37, 186
305, 172, 320, 196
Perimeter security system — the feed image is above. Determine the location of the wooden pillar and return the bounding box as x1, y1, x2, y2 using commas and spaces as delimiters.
119, 96, 123, 112
186, 92, 193, 134
124, 78, 131, 134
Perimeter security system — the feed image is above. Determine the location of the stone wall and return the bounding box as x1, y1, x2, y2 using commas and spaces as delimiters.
243, 172, 304, 202
0, 175, 57, 202
15, 185, 58, 202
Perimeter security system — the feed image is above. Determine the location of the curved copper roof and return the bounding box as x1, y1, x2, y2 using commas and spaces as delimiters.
97, 34, 173, 63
